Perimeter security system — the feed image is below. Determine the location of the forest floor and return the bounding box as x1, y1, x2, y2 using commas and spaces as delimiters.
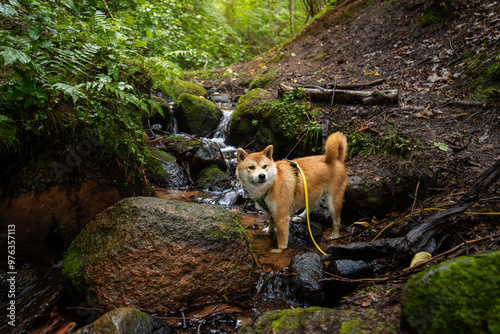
186, 0, 500, 330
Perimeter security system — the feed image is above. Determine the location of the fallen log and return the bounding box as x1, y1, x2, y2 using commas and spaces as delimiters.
279, 83, 398, 105
323, 158, 500, 261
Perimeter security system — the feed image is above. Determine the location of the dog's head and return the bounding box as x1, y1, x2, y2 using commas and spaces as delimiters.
236, 145, 276, 195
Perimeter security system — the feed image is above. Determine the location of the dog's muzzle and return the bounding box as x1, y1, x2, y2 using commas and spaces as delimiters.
257, 173, 267, 183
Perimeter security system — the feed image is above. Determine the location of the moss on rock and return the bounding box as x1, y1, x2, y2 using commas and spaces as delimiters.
171, 80, 208, 98
195, 164, 231, 191
248, 68, 278, 89
239, 307, 338, 334
174, 93, 222, 137
401, 251, 500, 333
62, 197, 258, 312
143, 147, 175, 185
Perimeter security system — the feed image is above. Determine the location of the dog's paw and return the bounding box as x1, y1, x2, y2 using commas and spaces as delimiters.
291, 216, 305, 224
270, 248, 284, 253
330, 231, 339, 240
262, 226, 271, 234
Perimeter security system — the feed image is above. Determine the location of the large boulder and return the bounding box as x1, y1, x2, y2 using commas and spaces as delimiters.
62, 197, 259, 313
400, 251, 500, 333
174, 93, 222, 137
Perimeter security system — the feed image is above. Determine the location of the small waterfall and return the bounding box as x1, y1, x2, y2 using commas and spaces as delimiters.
209, 105, 237, 160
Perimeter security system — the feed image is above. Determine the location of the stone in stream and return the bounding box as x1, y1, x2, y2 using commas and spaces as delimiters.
74, 307, 173, 334
290, 252, 325, 305
62, 197, 259, 314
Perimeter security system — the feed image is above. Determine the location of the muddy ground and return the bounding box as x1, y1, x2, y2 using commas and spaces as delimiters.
186, 0, 500, 330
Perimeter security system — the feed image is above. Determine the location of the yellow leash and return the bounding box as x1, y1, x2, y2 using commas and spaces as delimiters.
294, 162, 327, 255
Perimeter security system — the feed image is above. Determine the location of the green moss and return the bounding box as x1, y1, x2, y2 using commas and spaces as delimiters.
418, 2, 450, 27
175, 93, 222, 136
171, 80, 207, 98
143, 147, 174, 184
402, 251, 500, 333
309, 51, 329, 62
195, 165, 230, 191
249, 68, 278, 89
266, 50, 291, 64
61, 245, 85, 296
339, 318, 363, 334
266, 307, 335, 332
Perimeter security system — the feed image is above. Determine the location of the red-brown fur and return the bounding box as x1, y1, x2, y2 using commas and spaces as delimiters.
236, 132, 348, 252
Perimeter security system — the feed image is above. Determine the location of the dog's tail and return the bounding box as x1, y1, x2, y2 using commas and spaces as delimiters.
325, 132, 347, 164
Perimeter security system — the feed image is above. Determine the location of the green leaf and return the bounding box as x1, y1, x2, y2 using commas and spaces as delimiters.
434, 142, 450, 152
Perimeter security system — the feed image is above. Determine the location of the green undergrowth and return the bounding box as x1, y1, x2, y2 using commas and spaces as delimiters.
461, 51, 500, 100
345, 124, 420, 159
0, 1, 183, 192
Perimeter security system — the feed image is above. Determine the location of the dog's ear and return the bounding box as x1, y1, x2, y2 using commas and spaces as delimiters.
236, 148, 247, 164
263, 145, 273, 160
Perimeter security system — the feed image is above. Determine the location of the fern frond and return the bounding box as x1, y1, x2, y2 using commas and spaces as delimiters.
148, 99, 164, 118
0, 47, 31, 66
144, 56, 183, 89
0, 114, 18, 150
52, 82, 87, 103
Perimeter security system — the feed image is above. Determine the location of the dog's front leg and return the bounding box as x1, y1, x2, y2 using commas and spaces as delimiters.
270, 214, 290, 252
262, 216, 276, 234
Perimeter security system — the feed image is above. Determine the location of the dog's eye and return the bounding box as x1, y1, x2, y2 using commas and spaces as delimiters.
248, 166, 255, 170
262, 165, 267, 169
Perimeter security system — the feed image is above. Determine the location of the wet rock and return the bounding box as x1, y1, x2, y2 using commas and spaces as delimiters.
195, 165, 231, 191
143, 146, 190, 189
62, 197, 259, 314
191, 141, 228, 173
0, 263, 63, 334
174, 93, 222, 137
210, 94, 232, 104
290, 252, 325, 305
326, 259, 373, 279
323, 259, 374, 306
74, 307, 172, 334
401, 251, 500, 334
239, 307, 338, 334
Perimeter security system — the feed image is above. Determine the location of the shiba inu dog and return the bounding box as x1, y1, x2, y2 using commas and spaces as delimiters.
236, 132, 348, 252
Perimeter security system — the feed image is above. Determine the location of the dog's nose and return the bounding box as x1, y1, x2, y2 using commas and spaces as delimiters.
258, 173, 266, 181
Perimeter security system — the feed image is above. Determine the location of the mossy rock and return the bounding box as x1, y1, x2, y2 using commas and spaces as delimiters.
174, 93, 222, 137
249, 68, 278, 89
227, 88, 289, 155
228, 88, 323, 159
401, 251, 500, 333
143, 146, 188, 188
74, 307, 170, 334
143, 147, 174, 185
171, 80, 207, 98
195, 165, 231, 191
62, 197, 258, 313
163, 135, 203, 153
239, 307, 338, 334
